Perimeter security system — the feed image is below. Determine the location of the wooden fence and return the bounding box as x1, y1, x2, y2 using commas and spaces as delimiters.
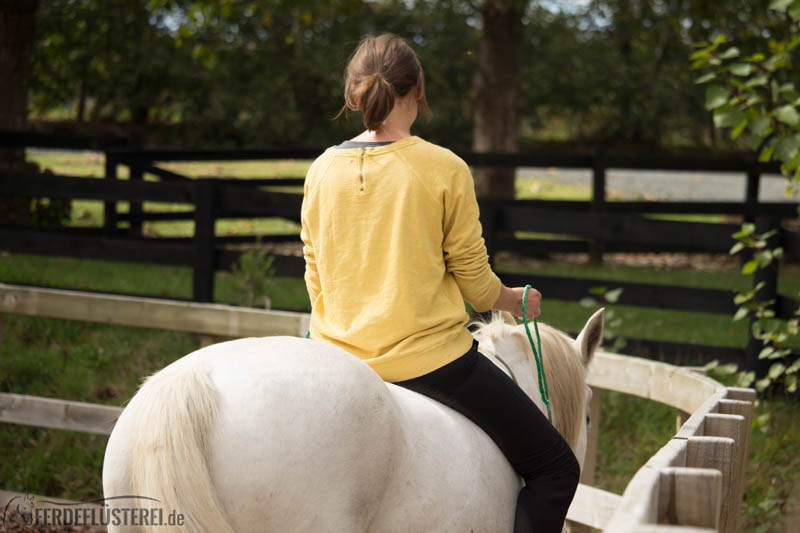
2, 130, 799, 372
0, 284, 754, 532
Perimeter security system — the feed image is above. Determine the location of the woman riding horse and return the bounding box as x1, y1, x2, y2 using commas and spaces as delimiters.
300, 33, 580, 533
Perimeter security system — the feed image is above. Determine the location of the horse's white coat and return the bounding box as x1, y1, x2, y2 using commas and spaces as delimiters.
103, 310, 603, 533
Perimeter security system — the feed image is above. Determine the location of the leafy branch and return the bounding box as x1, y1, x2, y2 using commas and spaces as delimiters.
691, 0, 800, 394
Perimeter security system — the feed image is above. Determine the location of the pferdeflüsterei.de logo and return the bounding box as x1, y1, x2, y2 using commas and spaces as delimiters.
1, 493, 186, 530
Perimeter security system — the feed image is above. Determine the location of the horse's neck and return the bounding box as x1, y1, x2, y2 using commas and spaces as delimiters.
477, 332, 546, 416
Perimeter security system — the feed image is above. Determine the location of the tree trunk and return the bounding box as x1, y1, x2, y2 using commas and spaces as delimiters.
471, 0, 524, 199
0, 0, 39, 225
0, 0, 38, 165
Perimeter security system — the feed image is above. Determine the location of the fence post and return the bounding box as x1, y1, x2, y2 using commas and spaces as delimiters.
744, 165, 760, 223
128, 161, 146, 236
103, 154, 118, 235
193, 179, 216, 302
590, 154, 606, 264
744, 215, 781, 375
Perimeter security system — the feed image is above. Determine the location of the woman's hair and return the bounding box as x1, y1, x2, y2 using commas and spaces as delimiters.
339, 33, 431, 131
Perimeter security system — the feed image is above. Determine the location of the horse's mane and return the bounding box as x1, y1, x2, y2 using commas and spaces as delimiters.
470, 312, 587, 451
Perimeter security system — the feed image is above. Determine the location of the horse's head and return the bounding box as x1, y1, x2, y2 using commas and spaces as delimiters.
471, 309, 604, 468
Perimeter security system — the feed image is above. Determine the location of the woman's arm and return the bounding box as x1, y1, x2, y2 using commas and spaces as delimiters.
492, 285, 542, 320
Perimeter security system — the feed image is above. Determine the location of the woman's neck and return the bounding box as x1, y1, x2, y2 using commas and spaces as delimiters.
352, 93, 417, 142
351, 127, 411, 143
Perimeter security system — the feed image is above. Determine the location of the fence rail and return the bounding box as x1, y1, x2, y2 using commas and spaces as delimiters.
2, 132, 799, 371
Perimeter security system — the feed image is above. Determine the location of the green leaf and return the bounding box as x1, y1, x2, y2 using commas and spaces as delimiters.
775, 105, 800, 126
715, 109, 745, 128
734, 291, 753, 304
729, 63, 753, 76
742, 260, 759, 274
790, 0, 800, 20
729, 241, 745, 255
756, 377, 772, 392
720, 47, 741, 59
759, 146, 775, 162
694, 72, 716, 84
605, 288, 623, 303
769, 362, 786, 379
786, 373, 797, 393
706, 85, 731, 110
746, 75, 769, 88
579, 297, 597, 308
589, 287, 607, 295
689, 49, 711, 61
745, 94, 765, 107
738, 371, 756, 388
750, 115, 772, 137
717, 363, 740, 375
770, 0, 793, 11
731, 118, 749, 140
775, 136, 800, 164
744, 52, 767, 62
759, 346, 776, 359
733, 307, 750, 321
787, 358, 800, 374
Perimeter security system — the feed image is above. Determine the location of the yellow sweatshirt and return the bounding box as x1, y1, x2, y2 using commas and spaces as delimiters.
300, 135, 502, 382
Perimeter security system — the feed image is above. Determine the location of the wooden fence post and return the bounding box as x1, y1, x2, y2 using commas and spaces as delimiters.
103, 154, 118, 235
744, 166, 760, 223
193, 179, 216, 302
745, 215, 781, 375
128, 160, 146, 236
590, 154, 606, 264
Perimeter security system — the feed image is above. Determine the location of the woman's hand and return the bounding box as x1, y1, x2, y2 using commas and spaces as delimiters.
493, 285, 542, 320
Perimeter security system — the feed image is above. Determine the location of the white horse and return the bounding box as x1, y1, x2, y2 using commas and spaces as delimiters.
102, 309, 604, 533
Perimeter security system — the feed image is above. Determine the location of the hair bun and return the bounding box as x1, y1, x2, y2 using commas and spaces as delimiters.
339, 33, 430, 131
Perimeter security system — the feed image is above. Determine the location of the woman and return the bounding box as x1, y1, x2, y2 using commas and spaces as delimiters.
300, 33, 579, 533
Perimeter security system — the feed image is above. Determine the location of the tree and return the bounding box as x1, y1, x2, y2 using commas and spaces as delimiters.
0, 0, 39, 225
471, 0, 525, 198
0, 0, 38, 162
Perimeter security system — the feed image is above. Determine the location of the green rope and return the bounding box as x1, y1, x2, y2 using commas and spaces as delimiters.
521, 284, 552, 422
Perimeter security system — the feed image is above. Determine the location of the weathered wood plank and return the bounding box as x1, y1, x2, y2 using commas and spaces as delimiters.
0, 283, 310, 338
658, 467, 722, 529
587, 351, 724, 413
687, 436, 735, 532
566, 483, 621, 530
0, 393, 121, 434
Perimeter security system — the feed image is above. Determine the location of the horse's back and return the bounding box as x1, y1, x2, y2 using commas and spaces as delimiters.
205, 337, 402, 533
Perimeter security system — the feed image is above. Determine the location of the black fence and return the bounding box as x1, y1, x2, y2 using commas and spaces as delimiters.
2, 130, 798, 373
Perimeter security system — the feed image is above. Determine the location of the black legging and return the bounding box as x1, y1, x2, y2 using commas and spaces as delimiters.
393, 340, 580, 533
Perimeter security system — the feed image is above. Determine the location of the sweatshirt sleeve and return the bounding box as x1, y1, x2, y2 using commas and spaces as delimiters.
441, 159, 502, 312
300, 181, 321, 307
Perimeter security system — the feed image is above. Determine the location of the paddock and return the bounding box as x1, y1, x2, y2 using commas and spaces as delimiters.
0, 282, 754, 532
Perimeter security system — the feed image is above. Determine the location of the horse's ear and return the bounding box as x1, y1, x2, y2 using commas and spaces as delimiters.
575, 308, 604, 365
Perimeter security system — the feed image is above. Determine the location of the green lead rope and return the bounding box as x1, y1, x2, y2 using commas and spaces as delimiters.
521, 284, 552, 422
